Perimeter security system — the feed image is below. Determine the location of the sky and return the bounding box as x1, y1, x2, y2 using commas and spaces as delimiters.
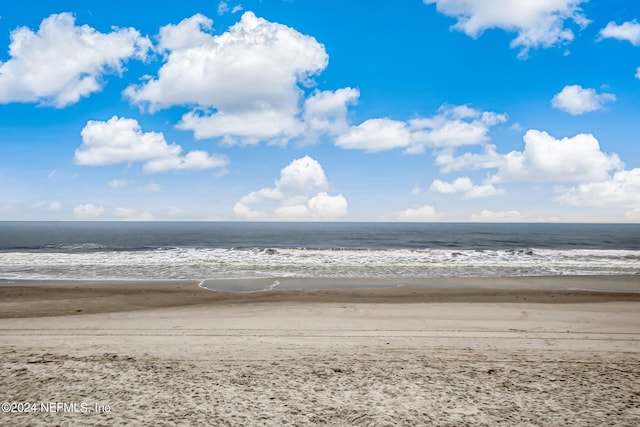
0, 0, 639, 222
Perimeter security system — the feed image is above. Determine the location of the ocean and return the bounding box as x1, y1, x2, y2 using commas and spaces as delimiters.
0, 222, 638, 285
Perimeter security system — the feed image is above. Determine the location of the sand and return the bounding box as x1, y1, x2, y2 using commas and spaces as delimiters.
1, 276, 639, 426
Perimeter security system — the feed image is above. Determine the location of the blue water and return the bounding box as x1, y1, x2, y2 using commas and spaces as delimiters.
1, 221, 639, 251
0, 221, 638, 281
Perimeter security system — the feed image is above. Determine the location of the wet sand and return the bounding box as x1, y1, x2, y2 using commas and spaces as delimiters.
1, 275, 639, 319
1, 276, 639, 425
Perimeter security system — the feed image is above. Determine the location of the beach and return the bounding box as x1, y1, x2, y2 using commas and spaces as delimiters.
1, 276, 639, 426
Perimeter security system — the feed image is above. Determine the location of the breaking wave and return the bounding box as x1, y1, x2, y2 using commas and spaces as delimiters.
0, 247, 638, 281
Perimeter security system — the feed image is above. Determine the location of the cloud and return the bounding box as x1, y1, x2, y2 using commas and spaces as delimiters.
303, 88, 360, 139
470, 209, 522, 221
233, 156, 348, 220
598, 21, 640, 80
114, 207, 154, 221
430, 177, 504, 199
217, 1, 230, 15
551, 85, 616, 115
143, 150, 228, 173
408, 105, 507, 152
391, 205, 441, 222
217, 2, 243, 16
556, 168, 640, 208
125, 12, 328, 145
492, 130, 623, 183
154, 13, 214, 52
0, 13, 150, 107
435, 144, 504, 172
290, 191, 348, 220
335, 118, 412, 152
599, 20, 640, 46
178, 109, 306, 146
124, 13, 503, 153
74, 116, 228, 173
74, 203, 104, 219
335, 105, 506, 153
436, 130, 623, 186
276, 155, 328, 193
424, 0, 590, 58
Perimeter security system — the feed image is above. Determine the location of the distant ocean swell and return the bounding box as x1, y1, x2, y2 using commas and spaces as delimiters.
0, 247, 638, 281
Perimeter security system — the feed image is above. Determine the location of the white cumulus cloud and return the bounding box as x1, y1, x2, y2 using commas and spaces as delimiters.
233, 156, 347, 220
391, 205, 441, 222
125, 12, 329, 145
551, 85, 616, 115
424, 0, 590, 58
435, 144, 504, 173
0, 13, 150, 107
276, 155, 328, 194
430, 177, 504, 199
74, 203, 105, 219
493, 130, 623, 183
74, 116, 228, 173
306, 192, 348, 219
335, 105, 506, 153
303, 88, 360, 139
599, 20, 640, 46
408, 105, 507, 152
598, 21, 640, 80
435, 130, 624, 186
143, 150, 227, 173
335, 118, 412, 152
556, 168, 640, 208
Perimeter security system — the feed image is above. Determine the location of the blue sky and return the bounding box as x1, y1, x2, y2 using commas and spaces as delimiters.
1, 0, 639, 221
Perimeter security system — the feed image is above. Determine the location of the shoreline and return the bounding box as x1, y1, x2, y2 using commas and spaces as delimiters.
1, 275, 639, 318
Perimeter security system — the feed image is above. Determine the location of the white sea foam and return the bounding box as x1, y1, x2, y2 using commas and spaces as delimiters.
268, 280, 280, 291
0, 247, 638, 281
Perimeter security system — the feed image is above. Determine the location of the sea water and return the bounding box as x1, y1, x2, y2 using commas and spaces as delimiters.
0, 222, 638, 282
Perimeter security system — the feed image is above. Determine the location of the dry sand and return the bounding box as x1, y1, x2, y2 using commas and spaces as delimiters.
1, 277, 639, 426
